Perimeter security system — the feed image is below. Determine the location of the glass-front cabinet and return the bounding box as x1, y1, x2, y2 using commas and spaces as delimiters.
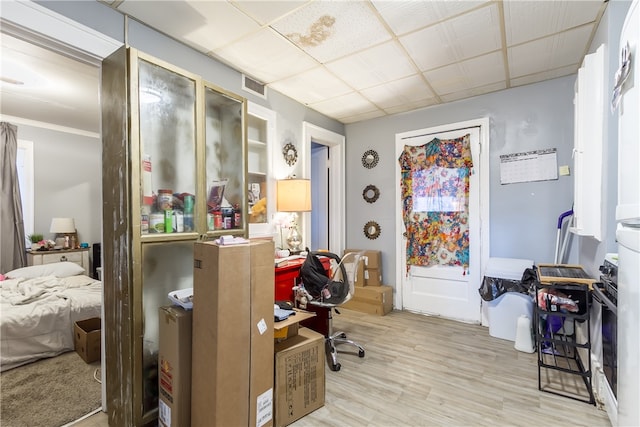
102, 46, 247, 426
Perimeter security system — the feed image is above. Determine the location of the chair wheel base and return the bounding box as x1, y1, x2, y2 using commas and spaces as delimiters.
358, 349, 365, 358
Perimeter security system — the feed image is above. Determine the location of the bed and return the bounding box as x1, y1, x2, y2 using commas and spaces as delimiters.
0, 262, 102, 372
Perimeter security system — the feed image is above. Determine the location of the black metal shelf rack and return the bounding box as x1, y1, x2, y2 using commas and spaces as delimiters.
534, 281, 594, 404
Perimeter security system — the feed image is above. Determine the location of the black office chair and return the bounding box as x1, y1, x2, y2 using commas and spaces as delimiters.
299, 250, 365, 371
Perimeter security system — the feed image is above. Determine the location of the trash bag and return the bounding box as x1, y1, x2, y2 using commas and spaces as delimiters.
478, 267, 537, 302
299, 249, 349, 304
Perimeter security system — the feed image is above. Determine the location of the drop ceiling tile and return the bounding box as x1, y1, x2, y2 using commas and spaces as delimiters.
117, 0, 260, 51
271, 1, 391, 63
510, 64, 577, 87
340, 109, 386, 124
399, 3, 501, 71
508, 25, 593, 78
439, 81, 506, 103
505, 1, 604, 46
325, 41, 415, 91
309, 91, 379, 119
360, 75, 435, 109
269, 66, 352, 105
213, 28, 317, 83
230, 0, 308, 25
383, 98, 440, 116
372, 0, 489, 35
425, 51, 505, 96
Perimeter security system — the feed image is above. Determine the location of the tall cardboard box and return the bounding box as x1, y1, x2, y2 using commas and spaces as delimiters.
158, 306, 192, 427
250, 240, 276, 427
74, 317, 101, 363
274, 327, 325, 427
191, 242, 251, 427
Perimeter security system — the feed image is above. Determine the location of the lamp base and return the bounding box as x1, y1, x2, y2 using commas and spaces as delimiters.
286, 226, 303, 253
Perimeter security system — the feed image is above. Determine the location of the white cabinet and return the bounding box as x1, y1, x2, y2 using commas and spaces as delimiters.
571, 44, 605, 241
247, 102, 276, 238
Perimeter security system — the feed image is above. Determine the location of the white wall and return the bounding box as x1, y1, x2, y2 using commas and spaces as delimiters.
16, 124, 102, 247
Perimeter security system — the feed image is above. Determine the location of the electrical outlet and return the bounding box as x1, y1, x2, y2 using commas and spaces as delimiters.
559, 165, 571, 176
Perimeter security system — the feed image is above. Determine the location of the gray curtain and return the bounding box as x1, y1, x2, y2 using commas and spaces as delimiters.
0, 122, 26, 273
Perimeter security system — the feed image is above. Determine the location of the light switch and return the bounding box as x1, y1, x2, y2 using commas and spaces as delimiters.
559, 165, 571, 176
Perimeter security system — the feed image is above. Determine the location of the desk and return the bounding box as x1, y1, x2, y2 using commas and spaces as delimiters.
274, 257, 331, 337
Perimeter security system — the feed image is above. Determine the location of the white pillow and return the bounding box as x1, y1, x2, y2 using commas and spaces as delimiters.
5, 262, 85, 279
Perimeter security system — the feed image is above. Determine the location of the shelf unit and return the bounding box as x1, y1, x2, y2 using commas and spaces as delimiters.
534, 281, 594, 404
247, 102, 276, 238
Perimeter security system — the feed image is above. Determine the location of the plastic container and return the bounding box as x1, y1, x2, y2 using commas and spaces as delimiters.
158, 189, 173, 211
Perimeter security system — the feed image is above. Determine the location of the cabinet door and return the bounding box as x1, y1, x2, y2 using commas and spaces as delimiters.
138, 55, 198, 237
204, 84, 247, 235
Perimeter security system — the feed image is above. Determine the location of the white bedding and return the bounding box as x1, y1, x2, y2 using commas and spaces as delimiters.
0, 274, 102, 372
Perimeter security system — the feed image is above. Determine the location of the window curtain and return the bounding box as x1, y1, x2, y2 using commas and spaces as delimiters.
0, 122, 26, 273
398, 134, 473, 272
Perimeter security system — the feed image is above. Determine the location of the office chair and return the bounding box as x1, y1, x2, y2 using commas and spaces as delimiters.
300, 251, 366, 371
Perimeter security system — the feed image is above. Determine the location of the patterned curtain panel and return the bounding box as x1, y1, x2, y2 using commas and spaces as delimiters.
398, 134, 473, 272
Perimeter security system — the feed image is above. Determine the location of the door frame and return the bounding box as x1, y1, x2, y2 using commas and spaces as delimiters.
394, 117, 490, 315
302, 122, 345, 255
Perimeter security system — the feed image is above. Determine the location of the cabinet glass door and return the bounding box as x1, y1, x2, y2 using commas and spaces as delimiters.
138, 58, 197, 236
204, 84, 246, 234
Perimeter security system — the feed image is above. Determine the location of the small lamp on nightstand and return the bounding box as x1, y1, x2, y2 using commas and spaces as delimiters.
50, 217, 76, 249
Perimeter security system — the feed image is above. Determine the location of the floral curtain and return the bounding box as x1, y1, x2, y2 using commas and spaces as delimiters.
0, 122, 26, 272
398, 134, 473, 273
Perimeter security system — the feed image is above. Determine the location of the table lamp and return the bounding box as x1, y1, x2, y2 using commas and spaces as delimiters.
50, 217, 76, 248
276, 178, 311, 252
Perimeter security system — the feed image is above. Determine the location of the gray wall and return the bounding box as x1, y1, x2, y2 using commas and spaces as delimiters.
345, 76, 579, 288
16, 125, 102, 246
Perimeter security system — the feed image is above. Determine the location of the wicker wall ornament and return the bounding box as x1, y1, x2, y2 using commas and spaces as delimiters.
361, 149, 379, 169
362, 184, 380, 203
363, 221, 381, 240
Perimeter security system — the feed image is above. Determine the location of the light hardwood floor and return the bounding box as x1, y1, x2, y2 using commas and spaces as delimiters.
72, 308, 610, 426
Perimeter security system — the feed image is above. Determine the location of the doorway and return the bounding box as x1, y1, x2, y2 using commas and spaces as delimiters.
394, 118, 490, 323
303, 122, 346, 255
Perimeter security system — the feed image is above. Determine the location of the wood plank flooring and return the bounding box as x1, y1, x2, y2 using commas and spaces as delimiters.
73, 308, 610, 426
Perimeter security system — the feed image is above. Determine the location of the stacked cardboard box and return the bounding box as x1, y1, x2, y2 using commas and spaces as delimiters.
158, 306, 192, 427
191, 240, 275, 427
342, 249, 393, 315
274, 327, 325, 427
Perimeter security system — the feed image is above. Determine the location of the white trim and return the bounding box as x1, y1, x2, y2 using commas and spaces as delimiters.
302, 122, 345, 255
0, 114, 100, 139
0, 0, 121, 63
394, 117, 490, 312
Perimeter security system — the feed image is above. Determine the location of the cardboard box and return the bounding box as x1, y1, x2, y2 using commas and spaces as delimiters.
274, 327, 325, 427
74, 317, 101, 363
343, 258, 365, 287
343, 285, 393, 315
274, 309, 316, 342
250, 240, 276, 427
191, 242, 251, 427
158, 306, 192, 427
344, 249, 382, 287
364, 268, 382, 286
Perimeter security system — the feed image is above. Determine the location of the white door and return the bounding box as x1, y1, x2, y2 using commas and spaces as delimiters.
395, 118, 489, 323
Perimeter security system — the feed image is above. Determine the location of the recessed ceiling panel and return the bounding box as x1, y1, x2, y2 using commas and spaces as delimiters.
269, 66, 352, 105
440, 81, 506, 103
510, 64, 577, 87
310, 91, 379, 119
508, 25, 592, 78
271, 1, 391, 63
231, 0, 308, 25
117, 0, 260, 51
383, 98, 439, 116
372, 0, 490, 35
505, 0, 604, 46
325, 41, 415, 91
340, 109, 386, 124
400, 3, 501, 71
425, 51, 505, 96
360, 75, 435, 109
213, 28, 317, 83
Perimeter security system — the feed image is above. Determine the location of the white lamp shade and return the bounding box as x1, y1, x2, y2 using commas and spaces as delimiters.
50, 217, 76, 233
277, 179, 311, 212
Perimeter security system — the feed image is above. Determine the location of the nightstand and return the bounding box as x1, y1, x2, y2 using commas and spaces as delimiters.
27, 247, 90, 275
